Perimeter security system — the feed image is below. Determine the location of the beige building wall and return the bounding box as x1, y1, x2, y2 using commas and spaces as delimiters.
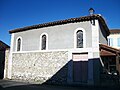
107, 33, 120, 49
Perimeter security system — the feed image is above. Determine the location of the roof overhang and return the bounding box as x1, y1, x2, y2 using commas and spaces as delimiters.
100, 44, 120, 56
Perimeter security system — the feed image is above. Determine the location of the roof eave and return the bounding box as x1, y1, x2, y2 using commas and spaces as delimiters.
9, 14, 110, 35
99, 44, 120, 54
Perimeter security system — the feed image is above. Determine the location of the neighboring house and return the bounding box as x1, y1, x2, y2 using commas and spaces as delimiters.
8, 14, 113, 85
107, 29, 120, 49
105, 29, 120, 79
0, 40, 10, 79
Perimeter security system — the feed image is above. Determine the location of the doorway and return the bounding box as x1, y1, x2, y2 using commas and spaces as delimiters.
72, 53, 88, 83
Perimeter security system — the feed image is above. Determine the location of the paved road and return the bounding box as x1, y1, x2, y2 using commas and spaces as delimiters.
0, 79, 120, 90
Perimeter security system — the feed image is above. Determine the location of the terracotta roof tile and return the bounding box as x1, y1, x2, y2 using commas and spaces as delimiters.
110, 29, 120, 34
99, 44, 120, 54
9, 14, 110, 35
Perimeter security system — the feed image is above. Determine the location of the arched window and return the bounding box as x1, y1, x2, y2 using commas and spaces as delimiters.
41, 34, 46, 50
76, 30, 83, 48
17, 38, 21, 51
74, 28, 86, 48
40, 33, 48, 50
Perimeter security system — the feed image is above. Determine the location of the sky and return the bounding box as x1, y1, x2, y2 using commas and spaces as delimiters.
0, 0, 120, 45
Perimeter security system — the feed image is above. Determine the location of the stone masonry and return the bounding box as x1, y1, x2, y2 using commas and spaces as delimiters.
4, 49, 10, 79
12, 51, 68, 84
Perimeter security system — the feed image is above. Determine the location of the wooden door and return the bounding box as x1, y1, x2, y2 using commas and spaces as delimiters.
73, 53, 88, 83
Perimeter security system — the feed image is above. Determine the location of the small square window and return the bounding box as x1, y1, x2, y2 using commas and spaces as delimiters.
117, 38, 120, 47
108, 38, 113, 46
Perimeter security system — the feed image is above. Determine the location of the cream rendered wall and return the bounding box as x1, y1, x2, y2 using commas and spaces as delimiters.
108, 33, 120, 49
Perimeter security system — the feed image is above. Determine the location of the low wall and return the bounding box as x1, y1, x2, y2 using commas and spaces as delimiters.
12, 51, 68, 84
4, 49, 10, 79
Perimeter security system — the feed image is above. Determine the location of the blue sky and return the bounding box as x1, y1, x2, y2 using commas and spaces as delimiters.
0, 0, 120, 45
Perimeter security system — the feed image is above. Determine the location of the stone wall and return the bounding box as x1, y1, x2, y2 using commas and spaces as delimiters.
4, 49, 10, 79
12, 51, 68, 84
0, 49, 10, 79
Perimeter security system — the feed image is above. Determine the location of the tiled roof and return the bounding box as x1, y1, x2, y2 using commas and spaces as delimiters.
0, 40, 10, 50
100, 49, 116, 56
9, 14, 110, 35
99, 44, 120, 54
110, 29, 120, 34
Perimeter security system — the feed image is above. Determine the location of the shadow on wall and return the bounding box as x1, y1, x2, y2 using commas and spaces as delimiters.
99, 22, 108, 41
43, 60, 70, 85
43, 60, 89, 85
42, 58, 117, 86
0, 50, 5, 79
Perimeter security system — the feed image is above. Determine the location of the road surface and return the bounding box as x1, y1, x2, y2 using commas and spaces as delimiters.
0, 79, 120, 90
